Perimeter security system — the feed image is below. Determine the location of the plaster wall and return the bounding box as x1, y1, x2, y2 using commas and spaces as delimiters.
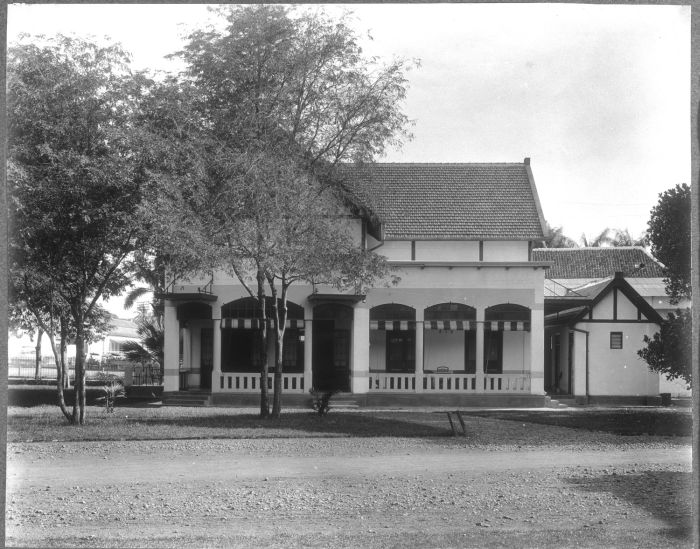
616, 291, 639, 320
414, 241, 479, 261
376, 241, 412, 261
595, 292, 614, 319
503, 331, 530, 373
483, 241, 529, 262
577, 321, 659, 396
423, 330, 464, 371
571, 329, 587, 397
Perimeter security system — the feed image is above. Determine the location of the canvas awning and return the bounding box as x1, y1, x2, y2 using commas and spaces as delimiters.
220, 318, 305, 329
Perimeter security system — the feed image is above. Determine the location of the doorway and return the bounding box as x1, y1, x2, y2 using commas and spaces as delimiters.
312, 304, 352, 391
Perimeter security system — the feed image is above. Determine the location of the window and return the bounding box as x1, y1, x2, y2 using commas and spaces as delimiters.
610, 332, 623, 349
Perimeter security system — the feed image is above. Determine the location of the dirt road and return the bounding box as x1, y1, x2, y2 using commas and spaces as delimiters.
6, 437, 693, 548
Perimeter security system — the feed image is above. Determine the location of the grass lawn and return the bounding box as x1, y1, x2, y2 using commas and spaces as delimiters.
7, 401, 692, 444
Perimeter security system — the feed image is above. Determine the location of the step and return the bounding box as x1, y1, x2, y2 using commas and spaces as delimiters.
548, 399, 569, 409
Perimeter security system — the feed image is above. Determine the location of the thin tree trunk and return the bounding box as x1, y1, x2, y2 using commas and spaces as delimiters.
257, 271, 270, 418
72, 305, 86, 425
50, 317, 73, 423
34, 327, 43, 380
270, 282, 288, 419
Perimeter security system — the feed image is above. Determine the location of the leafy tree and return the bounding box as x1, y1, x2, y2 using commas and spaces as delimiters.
8, 35, 147, 424
638, 183, 692, 387
122, 305, 164, 367
536, 222, 578, 248
646, 183, 691, 303
145, 6, 413, 417
638, 309, 692, 388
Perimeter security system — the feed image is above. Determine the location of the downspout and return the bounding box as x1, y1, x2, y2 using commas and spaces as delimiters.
570, 327, 589, 404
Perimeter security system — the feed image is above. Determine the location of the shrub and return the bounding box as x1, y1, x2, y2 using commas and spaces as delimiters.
309, 388, 338, 416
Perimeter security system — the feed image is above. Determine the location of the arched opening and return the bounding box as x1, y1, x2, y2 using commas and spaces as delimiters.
424, 303, 477, 373
484, 304, 531, 374
312, 304, 352, 391
220, 297, 305, 374
369, 304, 416, 373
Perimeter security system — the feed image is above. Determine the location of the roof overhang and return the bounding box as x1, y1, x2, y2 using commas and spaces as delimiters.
307, 293, 366, 304
155, 292, 218, 302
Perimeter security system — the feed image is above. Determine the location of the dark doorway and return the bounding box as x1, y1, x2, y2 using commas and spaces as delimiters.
386, 331, 415, 372
200, 328, 213, 390
312, 304, 352, 391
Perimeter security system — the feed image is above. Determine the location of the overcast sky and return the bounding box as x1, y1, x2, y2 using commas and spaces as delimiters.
8, 3, 691, 245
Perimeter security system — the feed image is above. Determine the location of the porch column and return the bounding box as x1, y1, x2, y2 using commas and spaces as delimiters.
303, 303, 313, 393
212, 304, 221, 392
530, 302, 545, 395
163, 303, 179, 392
351, 303, 370, 394
414, 308, 424, 393
475, 306, 485, 393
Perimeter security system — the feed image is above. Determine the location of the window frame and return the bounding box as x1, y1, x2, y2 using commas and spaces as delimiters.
610, 331, 623, 350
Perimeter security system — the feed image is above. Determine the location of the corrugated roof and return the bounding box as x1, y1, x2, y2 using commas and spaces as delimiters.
532, 247, 664, 278
341, 162, 547, 240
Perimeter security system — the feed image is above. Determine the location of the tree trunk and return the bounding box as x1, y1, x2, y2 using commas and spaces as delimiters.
257, 271, 270, 418
270, 283, 288, 419
72, 306, 87, 425
51, 317, 73, 423
34, 327, 43, 380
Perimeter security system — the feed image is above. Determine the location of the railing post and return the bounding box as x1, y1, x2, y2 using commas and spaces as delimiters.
212, 303, 221, 392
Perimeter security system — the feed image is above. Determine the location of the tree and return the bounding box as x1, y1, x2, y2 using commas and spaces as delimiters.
608, 228, 646, 247
536, 222, 578, 248
646, 183, 691, 303
579, 228, 612, 248
8, 35, 147, 424
638, 183, 692, 387
638, 309, 692, 388
144, 6, 413, 417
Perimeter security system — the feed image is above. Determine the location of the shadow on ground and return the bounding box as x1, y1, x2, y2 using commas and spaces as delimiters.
565, 470, 693, 541
461, 409, 692, 436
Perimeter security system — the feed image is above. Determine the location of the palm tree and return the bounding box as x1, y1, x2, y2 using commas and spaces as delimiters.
609, 228, 647, 247
122, 306, 164, 367
579, 228, 612, 247
535, 222, 578, 248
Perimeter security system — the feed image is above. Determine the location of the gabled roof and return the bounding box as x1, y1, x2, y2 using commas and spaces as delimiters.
341, 161, 547, 241
532, 247, 664, 278
545, 273, 664, 326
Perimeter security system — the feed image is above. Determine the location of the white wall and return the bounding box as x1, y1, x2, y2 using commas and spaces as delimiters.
414, 241, 479, 261
377, 241, 412, 261
482, 241, 529, 262
502, 331, 529, 373
617, 290, 639, 320
424, 330, 464, 371
577, 321, 659, 397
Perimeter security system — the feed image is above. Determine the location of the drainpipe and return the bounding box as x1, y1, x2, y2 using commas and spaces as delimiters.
570, 327, 589, 404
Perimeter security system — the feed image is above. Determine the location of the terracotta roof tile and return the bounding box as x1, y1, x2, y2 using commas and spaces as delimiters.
341, 162, 546, 240
532, 247, 664, 278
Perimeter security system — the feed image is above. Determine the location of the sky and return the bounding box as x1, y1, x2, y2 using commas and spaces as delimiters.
7, 3, 692, 318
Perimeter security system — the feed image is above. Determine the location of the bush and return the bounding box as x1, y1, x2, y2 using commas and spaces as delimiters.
309, 388, 338, 416
95, 374, 126, 413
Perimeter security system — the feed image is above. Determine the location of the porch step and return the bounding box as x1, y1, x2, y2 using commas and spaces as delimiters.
162, 391, 211, 407
548, 398, 569, 409
329, 393, 360, 410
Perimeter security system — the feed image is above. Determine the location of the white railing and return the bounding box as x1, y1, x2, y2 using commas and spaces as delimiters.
368, 372, 531, 393
218, 373, 305, 393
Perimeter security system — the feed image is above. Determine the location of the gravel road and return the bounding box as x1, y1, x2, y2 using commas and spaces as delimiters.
6, 435, 693, 548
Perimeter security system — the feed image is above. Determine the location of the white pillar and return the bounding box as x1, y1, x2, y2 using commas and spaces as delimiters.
475, 306, 485, 393
530, 303, 545, 395
351, 304, 370, 394
163, 303, 179, 392
212, 304, 221, 392
415, 308, 424, 393
303, 304, 313, 393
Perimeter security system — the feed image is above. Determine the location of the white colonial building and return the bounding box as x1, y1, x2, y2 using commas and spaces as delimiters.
160, 159, 551, 407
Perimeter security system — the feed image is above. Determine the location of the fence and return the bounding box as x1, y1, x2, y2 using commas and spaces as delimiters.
8, 356, 162, 386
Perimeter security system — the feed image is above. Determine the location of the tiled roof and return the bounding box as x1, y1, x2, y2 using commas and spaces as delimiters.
341, 162, 547, 240
532, 247, 665, 278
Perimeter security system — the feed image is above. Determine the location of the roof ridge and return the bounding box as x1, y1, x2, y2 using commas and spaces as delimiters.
356, 162, 527, 166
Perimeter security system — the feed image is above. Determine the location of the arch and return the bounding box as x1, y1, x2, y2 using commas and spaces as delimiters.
370, 303, 416, 321
176, 302, 212, 322
222, 297, 304, 319
485, 303, 531, 322
424, 302, 476, 321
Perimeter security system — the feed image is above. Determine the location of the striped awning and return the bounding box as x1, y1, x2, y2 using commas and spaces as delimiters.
485, 321, 530, 332
220, 318, 305, 329
370, 320, 416, 330
423, 320, 476, 331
